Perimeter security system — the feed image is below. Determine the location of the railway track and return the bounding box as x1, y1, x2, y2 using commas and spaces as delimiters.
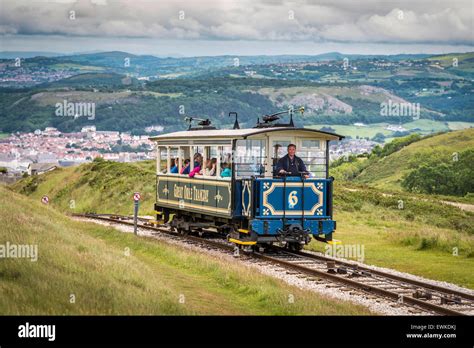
72, 213, 474, 316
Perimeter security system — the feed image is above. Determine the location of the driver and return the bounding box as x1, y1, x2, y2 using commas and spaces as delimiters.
276, 144, 308, 177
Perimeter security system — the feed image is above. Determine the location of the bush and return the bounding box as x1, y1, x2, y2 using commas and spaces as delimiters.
402, 149, 474, 196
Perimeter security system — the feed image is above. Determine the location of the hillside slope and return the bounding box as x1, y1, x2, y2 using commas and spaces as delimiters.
0, 185, 371, 315
11, 159, 157, 216
11, 155, 474, 287
353, 128, 474, 191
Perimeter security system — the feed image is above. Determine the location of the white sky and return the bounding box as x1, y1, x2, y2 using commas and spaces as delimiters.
1, 0, 473, 56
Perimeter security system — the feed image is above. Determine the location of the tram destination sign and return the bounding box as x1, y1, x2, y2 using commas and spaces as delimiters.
157, 176, 231, 216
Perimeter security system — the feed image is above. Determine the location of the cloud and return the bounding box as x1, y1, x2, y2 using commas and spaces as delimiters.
0, 0, 472, 44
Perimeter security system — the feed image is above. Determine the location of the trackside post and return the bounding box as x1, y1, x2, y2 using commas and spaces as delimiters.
133, 192, 141, 235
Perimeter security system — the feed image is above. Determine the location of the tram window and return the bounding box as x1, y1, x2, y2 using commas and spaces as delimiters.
169, 148, 179, 174
271, 140, 290, 176
158, 147, 168, 173
297, 139, 326, 178
235, 139, 266, 178
272, 140, 290, 159
219, 146, 233, 179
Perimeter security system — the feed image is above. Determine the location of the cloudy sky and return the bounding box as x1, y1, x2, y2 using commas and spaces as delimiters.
0, 0, 473, 56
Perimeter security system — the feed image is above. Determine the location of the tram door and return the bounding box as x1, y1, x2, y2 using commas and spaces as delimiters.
268, 136, 296, 177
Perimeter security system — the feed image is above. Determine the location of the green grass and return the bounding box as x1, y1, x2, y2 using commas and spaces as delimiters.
308, 120, 474, 141
354, 128, 474, 191
306, 182, 474, 289
309, 123, 393, 139
0, 186, 371, 315
11, 159, 158, 216
51, 63, 105, 71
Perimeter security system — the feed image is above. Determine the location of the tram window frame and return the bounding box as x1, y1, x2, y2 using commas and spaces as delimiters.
168, 147, 179, 174
199, 146, 219, 178
157, 146, 169, 173
219, 145, 233, 180
297, 139, 326, 178
235, 139, 266, 178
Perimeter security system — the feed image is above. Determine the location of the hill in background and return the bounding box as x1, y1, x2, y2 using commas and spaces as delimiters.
332, 128, 474, 196
1, 51, 473, 135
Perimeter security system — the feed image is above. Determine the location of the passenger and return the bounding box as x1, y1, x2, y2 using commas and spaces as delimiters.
189, 153, 202, 178
276, 144, 308, 177
204, 158, 217, 176
170, 158, 179, 174
199, 159, 210, 175
220, 163, 231, 177
180, 159, 190, 174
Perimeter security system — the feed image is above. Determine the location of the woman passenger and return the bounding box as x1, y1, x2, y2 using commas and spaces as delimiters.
180, 159, 190, 174
189, 153, 202, 178
170, 158, 179, 174
220, 163, 231, 177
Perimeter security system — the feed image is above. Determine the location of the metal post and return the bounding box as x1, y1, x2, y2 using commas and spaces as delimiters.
134, 201, 139, 235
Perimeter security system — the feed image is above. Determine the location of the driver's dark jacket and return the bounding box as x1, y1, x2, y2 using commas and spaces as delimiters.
275, 154, 307, 176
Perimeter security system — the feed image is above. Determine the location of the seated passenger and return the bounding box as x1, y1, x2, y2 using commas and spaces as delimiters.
180, 159, 190, 174
275, 144, 308, 177
189, 153, 203, 178
170, 158, 179, 174
203, 158, 217, 176
220, 163, 231, 177
199, 159, 210, 175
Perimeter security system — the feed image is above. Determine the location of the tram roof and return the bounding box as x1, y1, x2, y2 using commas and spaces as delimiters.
149, 127, 344, 143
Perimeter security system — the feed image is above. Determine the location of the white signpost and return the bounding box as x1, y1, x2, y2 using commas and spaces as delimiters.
133, 192, 141, 235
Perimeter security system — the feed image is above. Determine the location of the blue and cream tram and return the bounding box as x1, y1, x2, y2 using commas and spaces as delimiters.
150, 113, 344, 251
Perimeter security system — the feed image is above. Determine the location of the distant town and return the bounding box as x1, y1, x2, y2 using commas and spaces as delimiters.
0, 126, 154, 181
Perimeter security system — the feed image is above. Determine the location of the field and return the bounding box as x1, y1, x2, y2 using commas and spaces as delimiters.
0, 185, 371, 315
308, 120, 474, 141
31, 90, 183, 107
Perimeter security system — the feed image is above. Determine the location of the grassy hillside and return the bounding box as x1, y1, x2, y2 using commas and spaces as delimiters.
339, 128, 474, 192
11, 153, 474, 288
310, 120, 473, 141
0, 185, 371, 315
11, 159, 158, 216
307, 181, 474, 288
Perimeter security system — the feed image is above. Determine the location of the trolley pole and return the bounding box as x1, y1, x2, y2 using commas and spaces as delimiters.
133, 192, 141, 235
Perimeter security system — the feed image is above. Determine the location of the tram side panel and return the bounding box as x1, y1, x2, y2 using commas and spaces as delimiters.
155, 175, 233, 219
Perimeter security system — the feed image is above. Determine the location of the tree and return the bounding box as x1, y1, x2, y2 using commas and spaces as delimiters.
372, 132, 386, 143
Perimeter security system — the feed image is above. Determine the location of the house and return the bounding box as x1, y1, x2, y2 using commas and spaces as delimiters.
28, 162, 58, 175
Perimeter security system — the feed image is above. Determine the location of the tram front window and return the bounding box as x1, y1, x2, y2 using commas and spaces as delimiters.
271, 140, 290, 176
297, 140, 326, 178
235, 139, 266, 178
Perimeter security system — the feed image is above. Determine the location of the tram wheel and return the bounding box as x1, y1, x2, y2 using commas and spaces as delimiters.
287, 242, 304, 252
